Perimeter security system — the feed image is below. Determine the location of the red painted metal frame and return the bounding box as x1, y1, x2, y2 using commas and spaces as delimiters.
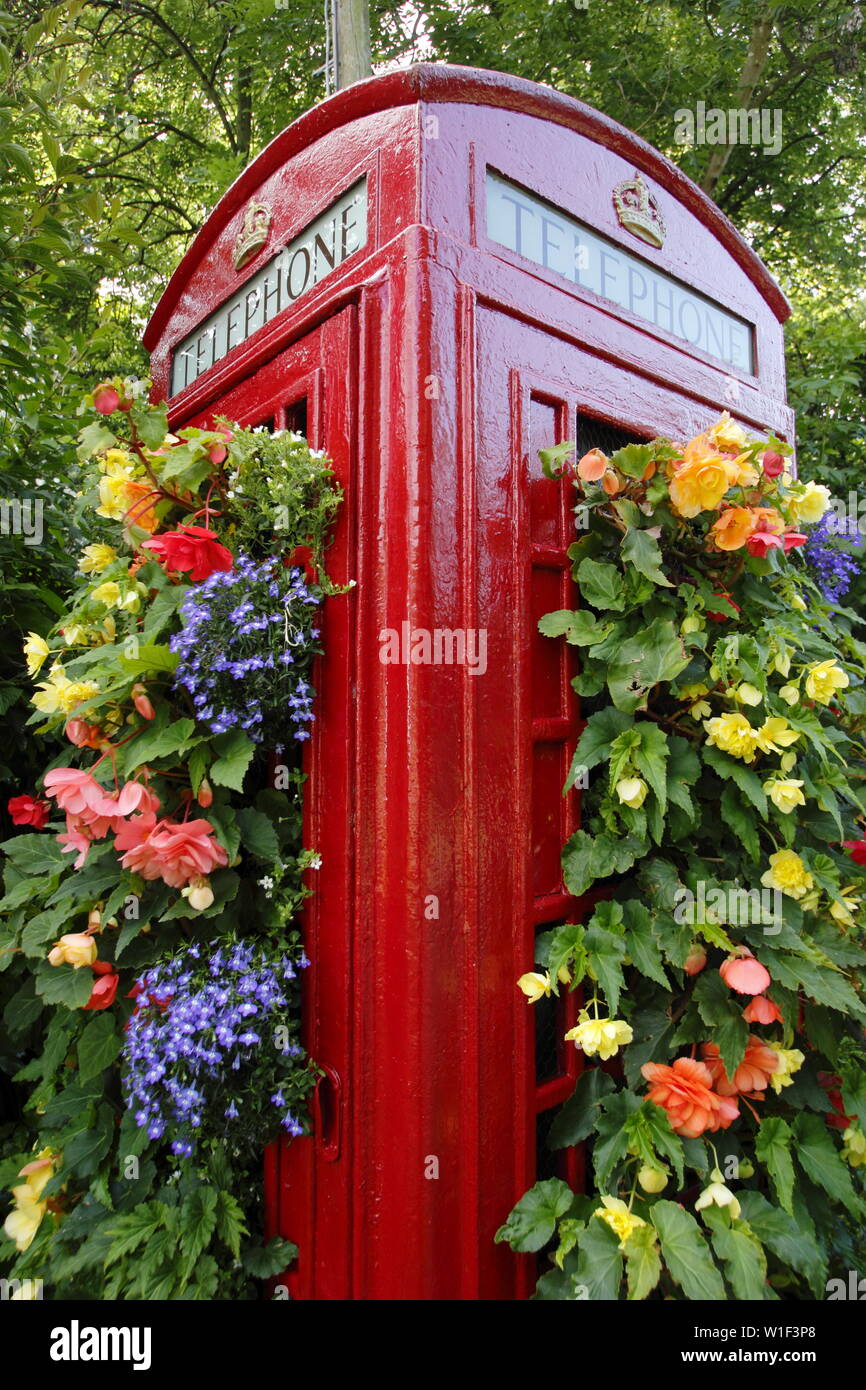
145, 64, 793, 1301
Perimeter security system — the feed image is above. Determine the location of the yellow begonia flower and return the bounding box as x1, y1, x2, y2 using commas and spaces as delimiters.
98, 448, 136, 477
23, 631, 50, 676
735, 683, 762, 707
3, 1190, 46, 1252
91, 580, 121, 608
788, 480, 831, 525
680, 683, 709, 699
2, 1148, 56, 1252
842, 1127, 866, 1168
757, 716, 800, 754
778, 684, 799, 707
689, 699, 712, 720
707, 412, 751, 454
616, 777, 648, 809
594, 1196, 647, 1249
564, 1010, 633, 1061
517, 971, 552, 1003
695, 1175, 741, 1221
790, 594, 807, 611
767, 1046, 805, 1094
829, 887, 860, 927
62, 623, 91, 647
669, 451, 744, 519
47, 932, 98, 969
763, 779, 806, 815
780, 751, 797, 773
704, 712, 760, 762
761, 850, 814, 900
804, 660, 849, 705
771, 646, 793, 677
79, 543, 118, 574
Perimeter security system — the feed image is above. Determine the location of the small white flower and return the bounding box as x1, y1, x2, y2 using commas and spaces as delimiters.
309, 854, 322, 870
258, 875, 274, 891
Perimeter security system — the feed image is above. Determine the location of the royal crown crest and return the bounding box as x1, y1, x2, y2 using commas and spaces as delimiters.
612, 173, 666, 249
232, 201, 272, 271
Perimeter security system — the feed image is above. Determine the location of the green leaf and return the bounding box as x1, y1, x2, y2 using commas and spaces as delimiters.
576, 557, 626, 611
241, 1236, 299, 1278
593, 1090, 643, 1186
215, 1190, 247, 1259
0, 832, 66, 877
622, 900, 671, 991
538, 609, 612, 646
562, 829, 643, 896
624, 1005, 676, 1088
623, 1223, 663, 1300
720, 784, 760, 861
34, 960, 94, 1008
703, 1210, 771, 1300
584, 922, 627, 1014
702, 744, 768, 816
235, 807, 280, 861
188, 743, 209, 795
755, 1117, 795, 1215
624, 1101, 685, 1189
608, 619, 688, 714
116, 642, 179, 678
621, 527, 672, 586
494, 1179, 575, 1253
63, 1103, 114, 1176
132, 399, 169, 449
737, 1192, 826, 1296
77, 1013, 121, 1083
634, 722, 670, 818
792, 1112, 861, 1215
652, 1200, 726, 1300
565, 708, 633, 790
210, 729, 256, 792
549, 1068, 616, 1148
105, 1203, 166, 1265
179, 1187, 218, 1272
21, 905, 67, 957
124, 715, 195, 769
574, 1218, 623, 1299
538, 441, 575, 477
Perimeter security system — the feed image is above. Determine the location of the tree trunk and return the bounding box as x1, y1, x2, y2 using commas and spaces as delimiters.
335, 0, 371, 89
700, 11, 774, 200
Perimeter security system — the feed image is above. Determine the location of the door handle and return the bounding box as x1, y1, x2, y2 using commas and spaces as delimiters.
312, 1064, 342, 1162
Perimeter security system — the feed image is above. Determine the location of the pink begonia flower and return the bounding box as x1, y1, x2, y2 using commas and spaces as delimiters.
719, 951, 771, 995
105, 780, 160, 818
57, 815, 96, 868
43, 768, 112, 818
114, 814, 228, 888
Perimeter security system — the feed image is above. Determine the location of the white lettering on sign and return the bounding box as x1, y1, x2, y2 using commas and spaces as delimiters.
486, 171, 754, 374
171, 178, 368, 395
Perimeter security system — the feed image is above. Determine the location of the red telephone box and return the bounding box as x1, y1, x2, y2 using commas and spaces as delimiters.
144, 64, 793, 1301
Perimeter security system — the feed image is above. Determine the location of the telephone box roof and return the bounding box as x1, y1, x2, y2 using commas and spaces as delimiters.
144, 61, 790, 351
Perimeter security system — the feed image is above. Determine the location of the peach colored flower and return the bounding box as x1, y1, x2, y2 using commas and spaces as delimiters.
709, 506, 759, 552
641, 1056, 739, 1137
577, 448, 608, 482
701, 1036, 779, 1096
719, 950, 771, 995
742, 995, 784, 1025
43, 768, 111, 818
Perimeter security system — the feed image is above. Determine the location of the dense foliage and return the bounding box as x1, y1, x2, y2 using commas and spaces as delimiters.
0, 386, 341, 1298
497, 416, 866, 1300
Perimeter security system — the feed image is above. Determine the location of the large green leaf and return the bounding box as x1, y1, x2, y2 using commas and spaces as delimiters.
494, 1179, 575, 1253
549, 1068, 616, 1149
755, 1117, 795, 1215
608, 619, 688, 713
652, 1200, 726, 1300
574, 1219, 624, 1299
77, 1013, 122, 1083
593, 1090, 643, 1186
576, 557, 627, 611
210, 728, 256, 792
737, 1192, 826, 1296
34, 960, 94, 1008
792, 1113, 861, 1215
538, 609, 612, 646
623, 1223, 663, 1300
562, 829, 643, 896
621, 526, 672, 587
703, 1209, 771, 1300
0, 832, 67, 877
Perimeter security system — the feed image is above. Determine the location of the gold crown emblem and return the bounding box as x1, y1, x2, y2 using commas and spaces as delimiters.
612, 173, 666, 248
232, 201, 272, 271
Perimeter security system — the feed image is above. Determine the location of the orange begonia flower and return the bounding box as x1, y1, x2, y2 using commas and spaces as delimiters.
641, 1056, 739, 1137
577, 448, 608, 482
700, 1036, 779, 1097
710, 506, 759, 551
